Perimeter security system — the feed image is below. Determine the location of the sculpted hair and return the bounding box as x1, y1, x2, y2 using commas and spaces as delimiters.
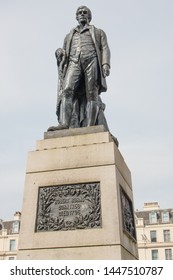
76, 6, 92, 22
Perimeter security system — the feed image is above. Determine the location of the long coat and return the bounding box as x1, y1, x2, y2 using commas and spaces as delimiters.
62, 25, 111, 93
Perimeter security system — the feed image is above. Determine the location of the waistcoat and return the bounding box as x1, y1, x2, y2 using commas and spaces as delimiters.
69, 27, 96, 62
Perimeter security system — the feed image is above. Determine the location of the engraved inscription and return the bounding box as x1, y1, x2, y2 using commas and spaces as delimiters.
120, 186, 136, 240
36, 182, 102, 231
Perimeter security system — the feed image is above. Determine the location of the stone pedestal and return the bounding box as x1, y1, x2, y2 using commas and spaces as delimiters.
17, 126, 138, 259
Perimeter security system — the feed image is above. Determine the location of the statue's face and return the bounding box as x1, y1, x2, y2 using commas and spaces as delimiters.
76, 7, 89, 25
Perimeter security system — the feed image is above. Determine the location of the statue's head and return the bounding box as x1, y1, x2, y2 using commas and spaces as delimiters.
76, 6, 92, 24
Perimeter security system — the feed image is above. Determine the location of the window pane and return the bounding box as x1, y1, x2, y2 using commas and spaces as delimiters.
163, 230, 170, 242
150, 231, 157, 242
152, 250, 158, 260
162, 212, 170, 223
12, 221, 19, 234
9, 240, 16, 251
165, 249, 172, 260
149, 212, 157, 224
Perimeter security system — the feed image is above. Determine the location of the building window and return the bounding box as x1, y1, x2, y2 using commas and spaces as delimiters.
165, 249, 172, 260
12, 221, 20, 234
9, 257, 15, 260
163, 230, 171, 242
151, 249, 158, 260
149, 212, 157, 224
162, 212, 170, 223
9, 240, 16, 251
150, 230, 157, 242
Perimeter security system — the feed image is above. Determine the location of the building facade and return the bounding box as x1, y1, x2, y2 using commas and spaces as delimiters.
135, 202, 173, 260
0, 212, 21, 260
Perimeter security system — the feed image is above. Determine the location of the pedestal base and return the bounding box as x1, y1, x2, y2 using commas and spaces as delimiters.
18, 126, 138, 260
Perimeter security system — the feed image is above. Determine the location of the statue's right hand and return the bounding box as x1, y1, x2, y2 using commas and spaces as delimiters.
55, 48, 64, 60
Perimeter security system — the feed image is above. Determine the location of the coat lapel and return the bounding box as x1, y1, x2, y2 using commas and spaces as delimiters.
66, 28, 75, 57
89, 25, 96, 45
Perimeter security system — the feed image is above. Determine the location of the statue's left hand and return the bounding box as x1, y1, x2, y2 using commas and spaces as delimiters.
102, 64, 110, 78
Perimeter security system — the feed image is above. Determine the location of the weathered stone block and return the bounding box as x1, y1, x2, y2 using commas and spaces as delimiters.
17, 126, 138, 259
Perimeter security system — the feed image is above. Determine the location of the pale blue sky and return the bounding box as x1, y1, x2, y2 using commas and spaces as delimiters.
0, 0, 173, 220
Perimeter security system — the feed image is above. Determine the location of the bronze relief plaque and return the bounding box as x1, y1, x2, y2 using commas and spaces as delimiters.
120, 185, 136, 240
36, 182, 102, 232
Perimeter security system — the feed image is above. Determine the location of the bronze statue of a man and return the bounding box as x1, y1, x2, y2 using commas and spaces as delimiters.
48, 6, 111, 131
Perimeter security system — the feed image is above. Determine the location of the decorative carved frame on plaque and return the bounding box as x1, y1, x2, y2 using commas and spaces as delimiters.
35, 182, 102, 232
120, 185, 136, 240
